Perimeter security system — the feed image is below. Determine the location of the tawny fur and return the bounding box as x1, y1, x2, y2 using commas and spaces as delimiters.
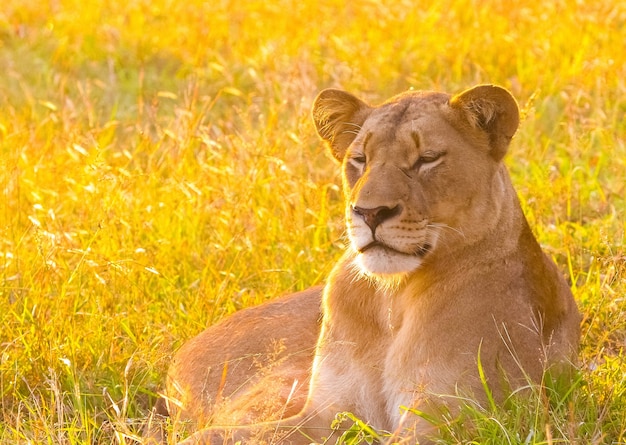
165, 288, 321, 425
151, 85, 580, 445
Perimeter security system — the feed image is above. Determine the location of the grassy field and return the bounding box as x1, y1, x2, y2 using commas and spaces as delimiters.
1, 0, 625, 443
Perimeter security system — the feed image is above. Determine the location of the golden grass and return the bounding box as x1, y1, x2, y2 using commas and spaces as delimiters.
1, 0, 625, 443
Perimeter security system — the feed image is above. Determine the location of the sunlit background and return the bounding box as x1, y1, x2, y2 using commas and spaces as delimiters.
1, 0, 624, 442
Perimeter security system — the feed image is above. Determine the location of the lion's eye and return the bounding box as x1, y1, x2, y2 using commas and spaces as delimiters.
413, 151, 444, 171
420, 153, 441, 164
350, 154, 367, 167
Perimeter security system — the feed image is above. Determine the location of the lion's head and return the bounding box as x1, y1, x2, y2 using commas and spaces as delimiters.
312, 85, 520, 278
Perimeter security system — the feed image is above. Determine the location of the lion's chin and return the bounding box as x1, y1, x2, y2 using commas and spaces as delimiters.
355, 245, 425, 277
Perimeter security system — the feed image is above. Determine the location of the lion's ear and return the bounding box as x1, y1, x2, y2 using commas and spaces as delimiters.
450, 85, 519, 161
312, 89, 372, 161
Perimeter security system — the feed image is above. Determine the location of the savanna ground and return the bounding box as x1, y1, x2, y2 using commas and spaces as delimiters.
1, 0, 625, 443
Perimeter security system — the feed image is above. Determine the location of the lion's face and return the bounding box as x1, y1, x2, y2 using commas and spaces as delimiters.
313, 86, 520, 277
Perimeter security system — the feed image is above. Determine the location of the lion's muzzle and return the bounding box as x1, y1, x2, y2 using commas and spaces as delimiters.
352, 204, 401, 234
349, 204, 437, 275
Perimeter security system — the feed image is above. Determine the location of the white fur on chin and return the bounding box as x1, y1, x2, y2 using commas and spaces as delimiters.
351, 247, 423, 291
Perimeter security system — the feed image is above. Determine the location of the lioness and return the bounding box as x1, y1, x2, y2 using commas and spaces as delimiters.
157, 85, 580, 444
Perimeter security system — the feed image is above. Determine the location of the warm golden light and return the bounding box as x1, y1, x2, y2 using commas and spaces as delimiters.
0, 0, 624, 442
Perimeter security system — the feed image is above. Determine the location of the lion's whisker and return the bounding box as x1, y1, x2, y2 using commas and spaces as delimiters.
428, 222, 466, 240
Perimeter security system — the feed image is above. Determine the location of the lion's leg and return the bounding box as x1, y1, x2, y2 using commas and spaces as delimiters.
388, 412, 438, 445
176, 408, 340, 445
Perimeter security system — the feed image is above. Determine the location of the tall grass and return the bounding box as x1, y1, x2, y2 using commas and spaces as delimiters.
1, 0, 624, 443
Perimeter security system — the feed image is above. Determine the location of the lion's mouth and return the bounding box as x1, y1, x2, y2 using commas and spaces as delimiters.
359, 241, 432, 257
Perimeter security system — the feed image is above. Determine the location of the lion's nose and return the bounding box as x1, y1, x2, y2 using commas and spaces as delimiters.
352, 205, 401, 233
